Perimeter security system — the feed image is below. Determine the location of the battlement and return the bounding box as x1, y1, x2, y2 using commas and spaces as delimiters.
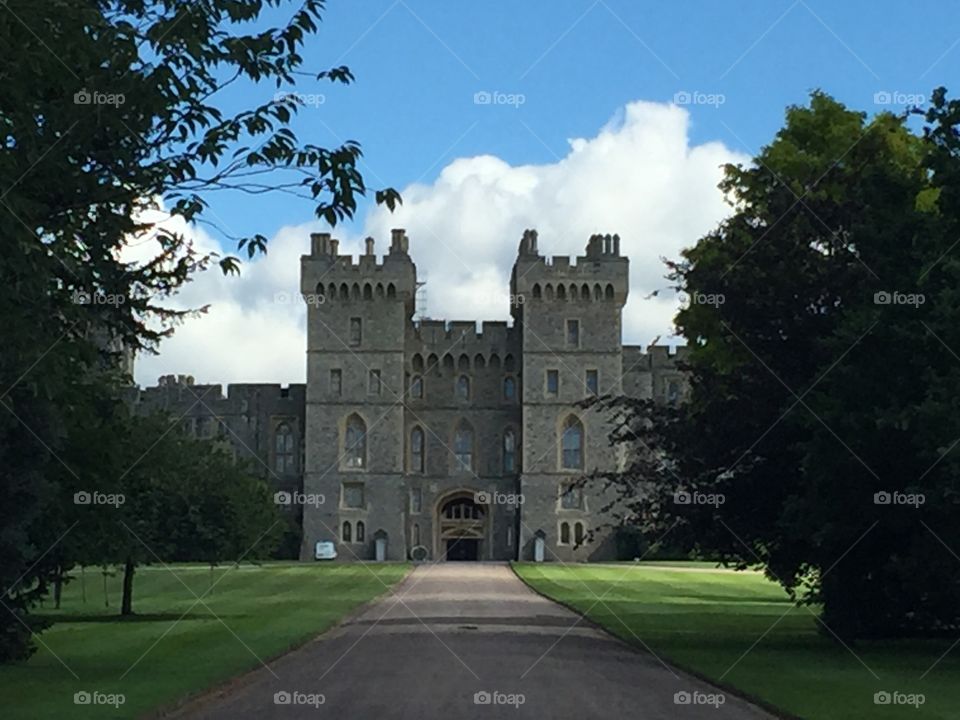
307, 229, 411, 267
622, 344, 689, 372
411, 319, 519, 347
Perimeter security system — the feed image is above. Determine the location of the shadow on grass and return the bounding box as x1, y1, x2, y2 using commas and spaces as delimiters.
43, 612, 248, 624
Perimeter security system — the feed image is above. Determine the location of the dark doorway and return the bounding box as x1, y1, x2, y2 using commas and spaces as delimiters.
446, 538, 479, 561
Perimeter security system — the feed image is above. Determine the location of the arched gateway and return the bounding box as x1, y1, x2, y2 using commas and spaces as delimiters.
435, 491, 488, 561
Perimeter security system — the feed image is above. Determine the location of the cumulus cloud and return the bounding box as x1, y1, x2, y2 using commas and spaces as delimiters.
135, 100, 748, 387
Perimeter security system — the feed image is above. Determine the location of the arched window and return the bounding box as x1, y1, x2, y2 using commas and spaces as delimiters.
342, 521, 352, 542
411, 375, 423, 399
489, 353, 501, 369
574, 522, 585, 545
351, 282, 361, 300
328, 282, 337, 299
410, 427, 424, 472
474, 353, 486, 369
545, 284, 554, 300
559, 522, 570, 545
345, 414, 366, 469
456, 375, 470, 400
557, 284, 566, 300
427, 353, 440, 375
569, 284, 578, 300
376, 282, 385, 298
442, 354, 454, 372
533, 283, 542, 299
458, 354, 470, 372
339, 283, 349, 300
356, 521, 365, 542
363, 283, 372, 300
503, 376, 516, 400
503, 429, 516, 473
605, 283, 615, 300
504, 354, 515, 372
274, 423, 295, 473
454, 421, 473, 471
412, 353, 424, 372
315, 282, 326, 299
593, 283, 602, 300
387, 283, 396, 298
581, 283, 590, 300
667, 381, 680, 406
561, 416, 584, 470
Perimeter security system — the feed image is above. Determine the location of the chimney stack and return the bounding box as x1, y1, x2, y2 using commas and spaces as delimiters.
311, 232, 331, 256
390, 228, 409, 254
330, 239, 339, 256
365, 236, 375, 255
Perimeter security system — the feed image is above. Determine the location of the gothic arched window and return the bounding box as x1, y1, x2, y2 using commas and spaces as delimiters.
344, 414, 367, 469
454, 421, 474, 471
342, 521, 352, 542
274, 423, 295, 473
503, 429, 516, 473
410, 426, 425, 473
561, 416, 584, 470
456, 375, 470, 400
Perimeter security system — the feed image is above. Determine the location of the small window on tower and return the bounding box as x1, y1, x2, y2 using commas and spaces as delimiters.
585, 369, 598, 396
330, 369, 342, 396
349, 317, 362, 346
369, 369, 381, 395
566, 319, 580, 347
546, 370, 559, 396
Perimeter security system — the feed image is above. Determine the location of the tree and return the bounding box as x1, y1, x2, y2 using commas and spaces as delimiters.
1, 0, 396, 659
591, 90, 960, 640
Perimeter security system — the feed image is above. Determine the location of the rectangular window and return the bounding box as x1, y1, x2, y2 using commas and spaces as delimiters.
586, 369, 598, 396
411, 375, 423, 399
561, 485, 583, 510
330, 368, 342, 396
369, 369, 381, 395
410, 488, 422, 514
349, 317, 362, 346
546, 369, 559, 396
566, 319, 580, 347
343, 483, 364, 508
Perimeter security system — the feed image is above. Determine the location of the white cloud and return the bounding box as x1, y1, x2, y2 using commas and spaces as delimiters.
136, 100, 748, 387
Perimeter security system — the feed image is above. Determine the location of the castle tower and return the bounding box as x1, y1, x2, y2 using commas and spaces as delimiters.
510, 230, 629, 561
299, 230, 416, 560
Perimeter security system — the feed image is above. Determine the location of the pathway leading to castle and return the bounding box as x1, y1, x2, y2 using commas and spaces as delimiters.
167, 564, 774, 720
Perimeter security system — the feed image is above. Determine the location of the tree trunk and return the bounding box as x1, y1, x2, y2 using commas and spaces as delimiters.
53, 572, 63, 610
120, 557, 135, 616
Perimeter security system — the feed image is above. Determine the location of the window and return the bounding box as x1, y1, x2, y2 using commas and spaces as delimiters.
368, 369, 381, 395
410, 427, 424, 473
330, 368, 342, 396
574, 522, 585, 545
356, 521, 365, 542
454, 421, 474, 471
559, 522, 570, 545
349, 317, 362, 345
342, 483, 364, 508
561, 416, 584, 470
411, 375, 423, 399
561, 484, 583, 509
506, 526, 514, 548
566, 319, 580, 347
342, 521, 352, 542
503, 376, 516, 400
344, 414, 366, 469
586, 369, 598, 396
546, 369, 559, 396
503, 430, 516, 473
274, 423, 295, 473
667, 381, 680, 406
412, 523, 421, 546
410, 488, 422, 514
456, 375, 470, 400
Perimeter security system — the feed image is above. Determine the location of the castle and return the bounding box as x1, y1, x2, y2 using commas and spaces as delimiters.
132, 229, 686, 562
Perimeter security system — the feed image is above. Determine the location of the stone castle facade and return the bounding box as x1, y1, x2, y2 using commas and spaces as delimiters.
129, 228, 686, 562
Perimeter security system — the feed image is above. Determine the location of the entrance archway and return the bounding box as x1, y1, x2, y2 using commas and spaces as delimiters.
435, 491, 487, 561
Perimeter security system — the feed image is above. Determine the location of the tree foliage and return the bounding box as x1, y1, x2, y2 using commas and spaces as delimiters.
592, 90, 960, 640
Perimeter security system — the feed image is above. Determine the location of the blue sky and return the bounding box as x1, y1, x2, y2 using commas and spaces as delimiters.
204, 0, 958, 244
140, 0, 960, 384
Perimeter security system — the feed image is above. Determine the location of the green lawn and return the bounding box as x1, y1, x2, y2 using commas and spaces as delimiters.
2, 562, 409, 719
514, 562, 958, 720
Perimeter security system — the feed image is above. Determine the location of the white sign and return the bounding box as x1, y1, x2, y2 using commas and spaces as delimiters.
314, 541, 337, 560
